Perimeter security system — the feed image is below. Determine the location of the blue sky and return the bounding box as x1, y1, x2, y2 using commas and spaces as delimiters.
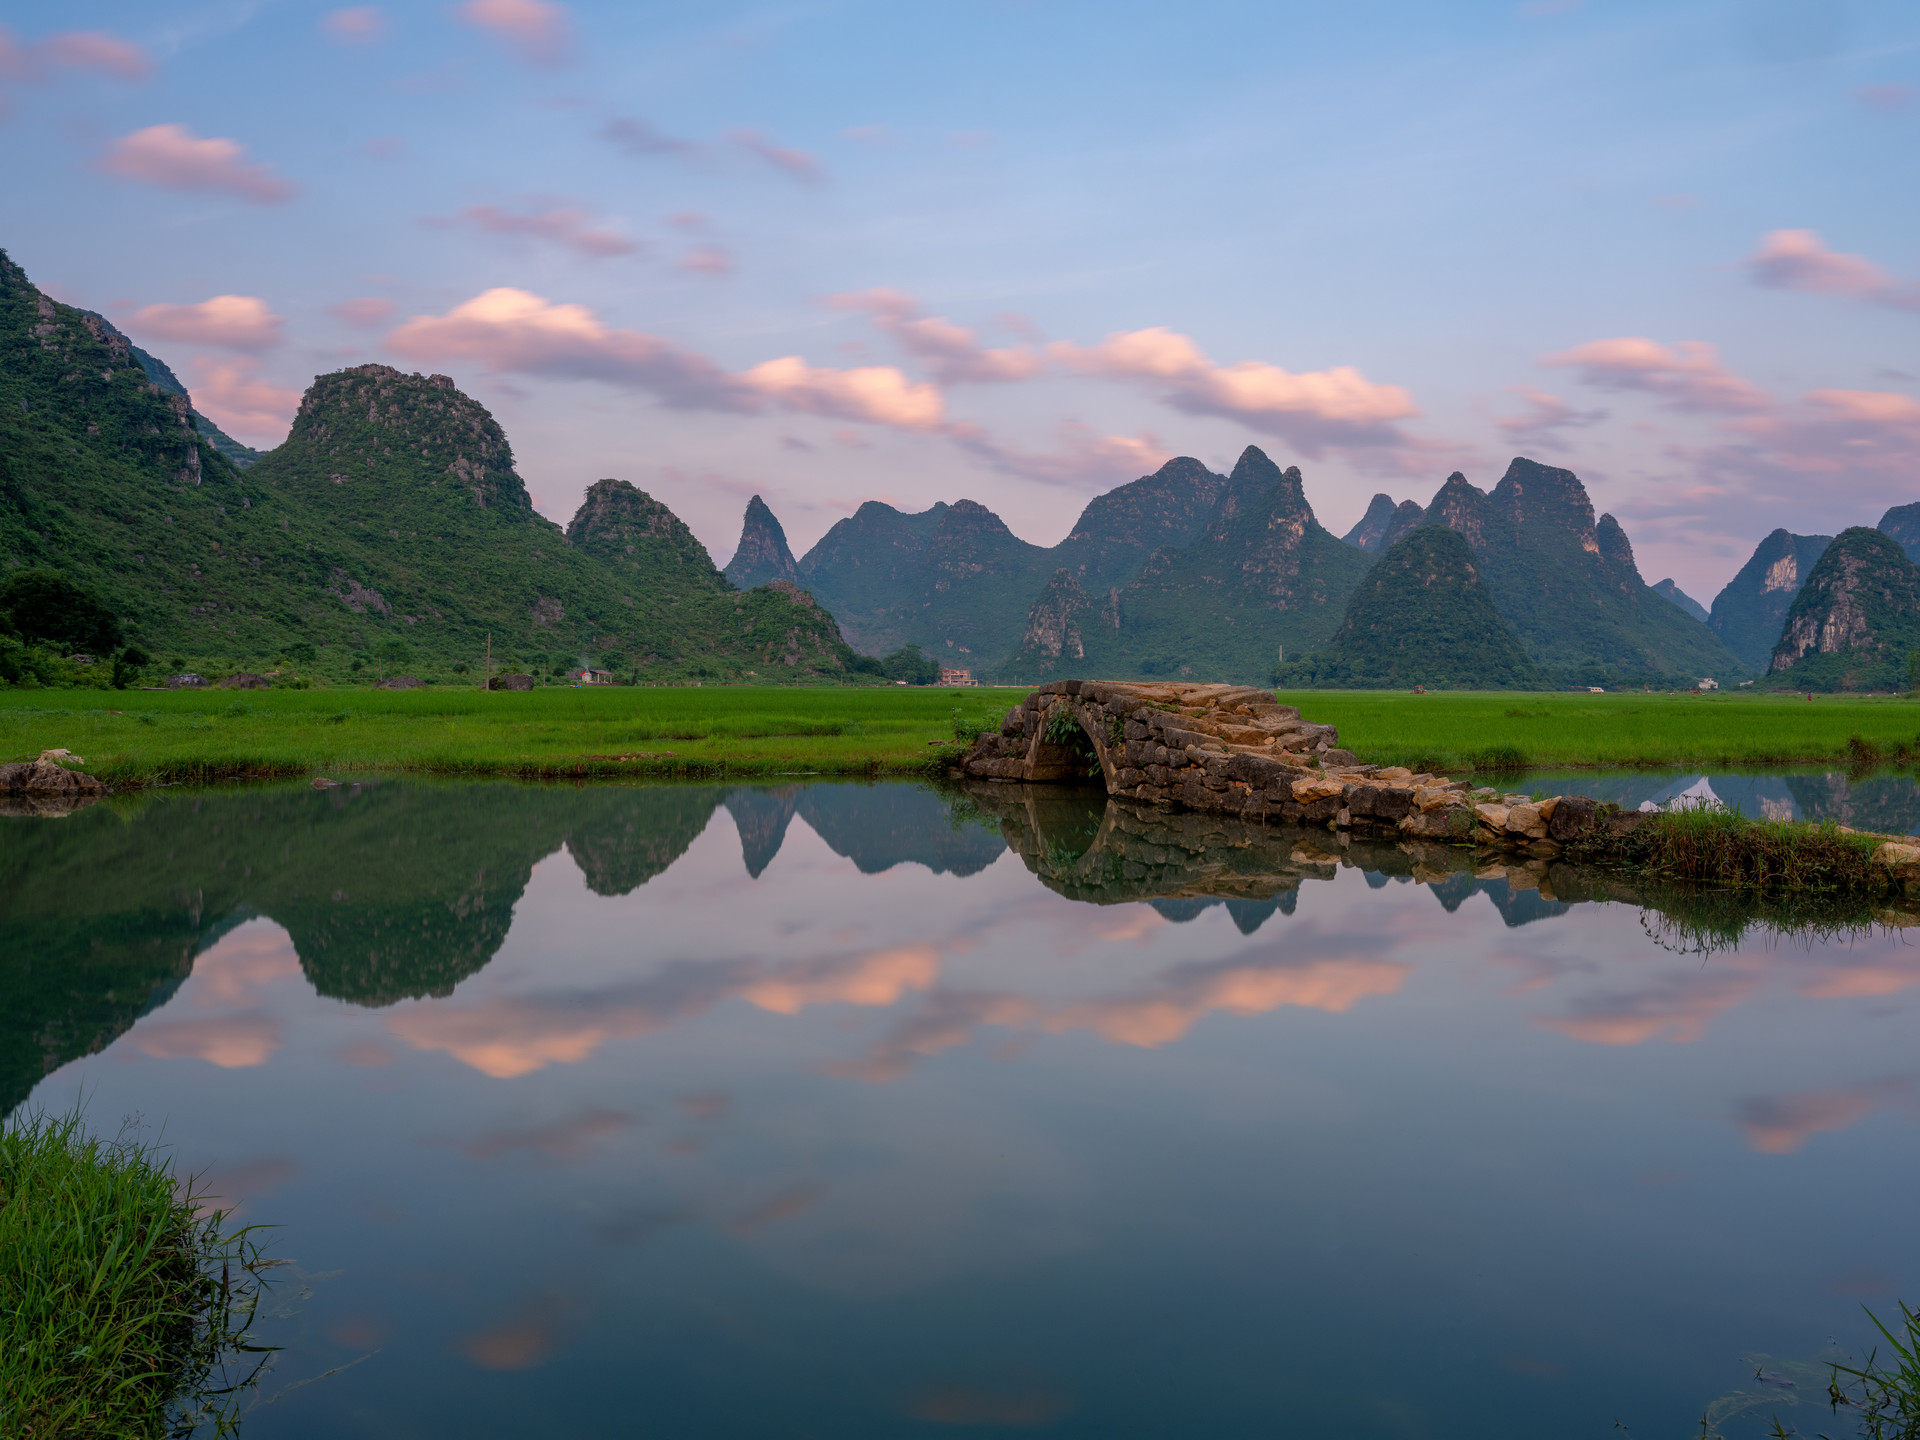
2, 0, 1915, 601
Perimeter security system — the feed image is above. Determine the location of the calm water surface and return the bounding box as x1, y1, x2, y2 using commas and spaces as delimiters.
6, 773, 1920, 1439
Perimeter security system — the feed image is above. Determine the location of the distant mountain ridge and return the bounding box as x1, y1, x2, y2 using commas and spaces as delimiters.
1707, 529, 1834, 671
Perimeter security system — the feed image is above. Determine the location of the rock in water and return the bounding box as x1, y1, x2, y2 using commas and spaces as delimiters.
1281, 526, 1543, 690
723, 495, 800, 590
1769, 526, 1920, 690
0, 750, 108, 814
1707, 529, 1833, 671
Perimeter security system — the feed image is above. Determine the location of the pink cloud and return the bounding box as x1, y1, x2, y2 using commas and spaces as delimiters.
456, 0, 573, 68
187, 357, 302, 444
428, 202, 639, 258
100, 123, 297, 204
127, 294, 283, 351
949, 419, 1170, 488
0, 26, 152, 84
1543, 337, 1771, 414
831, 288, 1043, 383
38, 31, 152, 80
726, 127, 826, 183
1857, 83, 1914, 113
322, 6, 387, 43
387, 287, 943, 429
676, 245, 734, 276
330, 295, 396, 327
1051, 325, 1420, 455
1744, 229, 1920, 312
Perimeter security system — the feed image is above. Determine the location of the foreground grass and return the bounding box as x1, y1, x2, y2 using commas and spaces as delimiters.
0, 1113, 272, 1438
0, 685, 1026, 785
1274, 689, 1920, 771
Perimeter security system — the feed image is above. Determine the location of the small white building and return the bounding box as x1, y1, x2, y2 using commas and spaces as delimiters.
577, 668, 615, 685
1697, 677, 1719, 691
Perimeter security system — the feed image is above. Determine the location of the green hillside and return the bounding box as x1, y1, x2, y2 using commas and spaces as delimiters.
1415, 457, 1747, 686
1281, 525, 1543, 689
1765, 526, 1920, 692
80, 310, 262, 468
1064, 445, 1373, 682
0, 247, 857, 685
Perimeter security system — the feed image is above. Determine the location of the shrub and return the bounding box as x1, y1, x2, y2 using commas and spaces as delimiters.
0, 570, 122, 655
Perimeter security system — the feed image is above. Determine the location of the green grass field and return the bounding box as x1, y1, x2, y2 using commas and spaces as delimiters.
1274, 689, 1920, 771
0, 684, 1029, 784
3, 685, 1919, 787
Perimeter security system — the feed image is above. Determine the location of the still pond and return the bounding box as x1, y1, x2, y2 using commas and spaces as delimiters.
5, 769, 1920, 1438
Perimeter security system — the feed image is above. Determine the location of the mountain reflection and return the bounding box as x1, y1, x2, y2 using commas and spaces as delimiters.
0, 779, 1013, 1112
8, 771, 1920, 1113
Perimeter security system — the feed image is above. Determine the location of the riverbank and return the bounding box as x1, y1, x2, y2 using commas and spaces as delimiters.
3, 687, 1919, 789
0, 1113, 271, 1438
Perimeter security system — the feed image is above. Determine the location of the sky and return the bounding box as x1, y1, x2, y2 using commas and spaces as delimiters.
1, 0, 1915, 604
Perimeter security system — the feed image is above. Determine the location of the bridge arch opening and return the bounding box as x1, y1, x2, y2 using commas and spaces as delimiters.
1027, 709, 1108, 786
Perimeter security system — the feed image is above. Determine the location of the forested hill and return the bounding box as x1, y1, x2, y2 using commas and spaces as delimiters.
0, 247, 855, 682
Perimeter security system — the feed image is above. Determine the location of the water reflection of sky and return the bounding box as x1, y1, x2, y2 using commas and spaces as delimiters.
13, 781, 1920, 1439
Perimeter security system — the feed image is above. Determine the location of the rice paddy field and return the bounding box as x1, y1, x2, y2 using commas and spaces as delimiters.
0, 684, 1030, 784
3, 685, 1920, 786
1276, 689, 1920, 771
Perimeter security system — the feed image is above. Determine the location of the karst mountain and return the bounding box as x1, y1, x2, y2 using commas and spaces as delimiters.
0, 247, 853, 680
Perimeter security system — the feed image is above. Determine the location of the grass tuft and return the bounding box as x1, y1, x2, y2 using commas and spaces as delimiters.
0, 1111, 277, 1439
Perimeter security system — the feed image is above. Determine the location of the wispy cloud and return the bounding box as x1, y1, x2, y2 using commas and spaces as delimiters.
99, 124, 297, 204
1744, 229, 1920, 313
0, 26, 153, 85
426, 202, 639, 258
387, 288, 943, 430
830, 288, 1042, 383
1543, 337, 1771, 414
1052, 325, 1421, 456
127, 294, 283, 351
321, 7, 386, 43
601, 115, 698, 158
329, 295, 395, 327
455, 0, 573, 68
1492, 386, 1606, 450
948, 419, 1168, 488
726, 127, 826, 183
676, 245, 734, 276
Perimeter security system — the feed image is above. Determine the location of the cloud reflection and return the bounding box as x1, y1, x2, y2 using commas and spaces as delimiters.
1732, 1077, 1914, 1154
387, 945, 942, 1077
